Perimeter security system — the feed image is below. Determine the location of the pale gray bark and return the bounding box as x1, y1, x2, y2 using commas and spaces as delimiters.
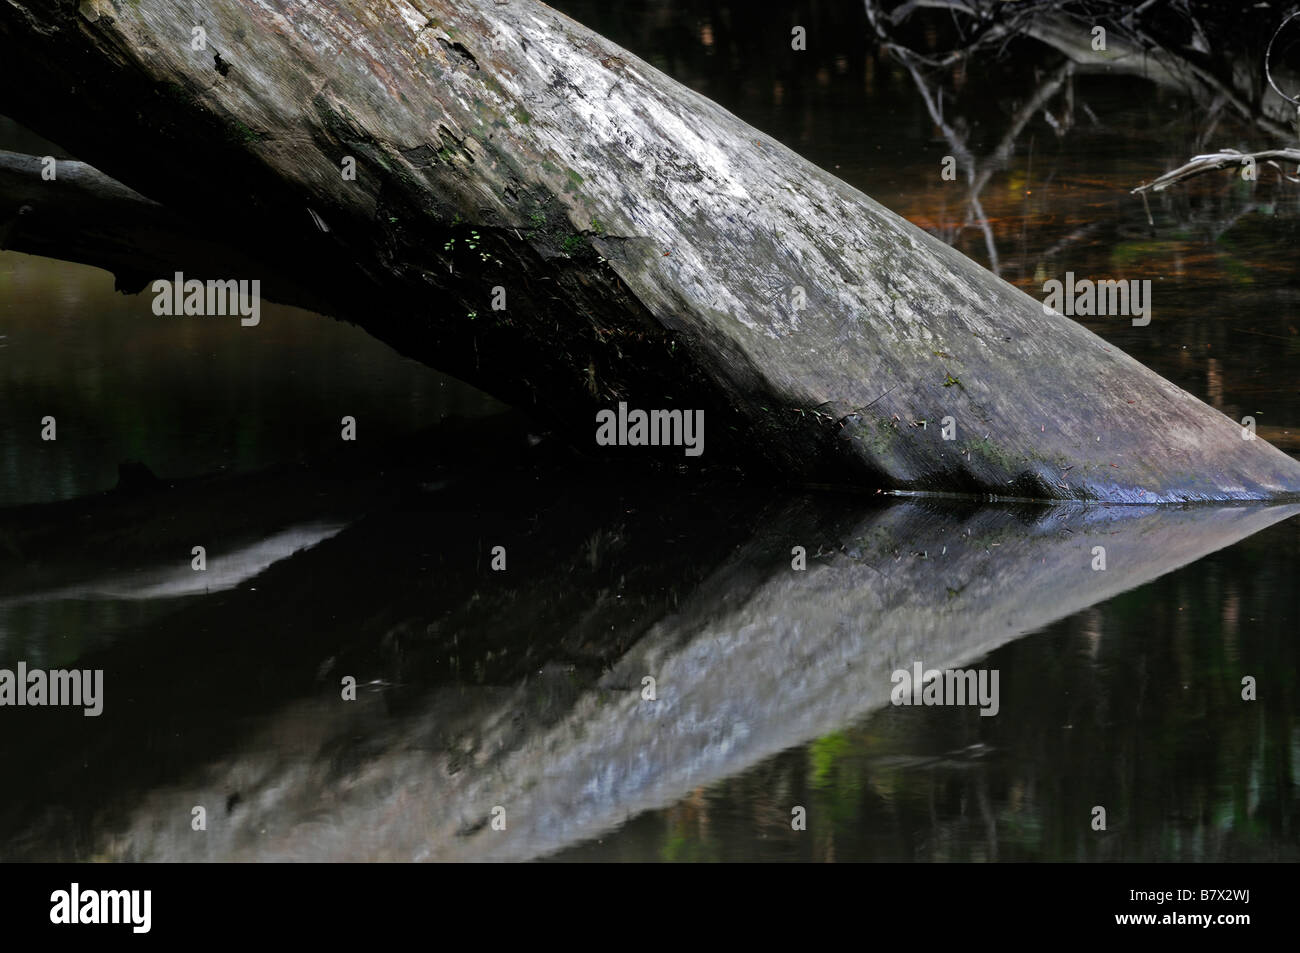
1, 1, 1298, 501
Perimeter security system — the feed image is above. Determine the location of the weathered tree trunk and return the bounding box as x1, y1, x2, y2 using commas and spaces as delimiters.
2, 0, 1298, 501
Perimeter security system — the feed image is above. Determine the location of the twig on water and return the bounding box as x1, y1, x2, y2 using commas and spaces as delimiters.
1131, 148, 1300, 197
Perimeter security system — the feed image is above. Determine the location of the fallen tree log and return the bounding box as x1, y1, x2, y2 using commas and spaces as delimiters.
2, 0, 1299, 501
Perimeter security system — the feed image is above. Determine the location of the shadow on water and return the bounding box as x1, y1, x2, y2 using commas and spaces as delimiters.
0, 428, 1294, 859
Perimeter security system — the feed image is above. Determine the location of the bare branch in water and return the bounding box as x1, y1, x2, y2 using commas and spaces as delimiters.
1131, 148, 1300, 197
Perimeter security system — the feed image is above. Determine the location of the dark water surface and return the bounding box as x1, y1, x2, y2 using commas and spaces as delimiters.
0, 2, 1297, 861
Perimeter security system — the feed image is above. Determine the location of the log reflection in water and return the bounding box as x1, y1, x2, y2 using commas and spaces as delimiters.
2, 479, 1289, 861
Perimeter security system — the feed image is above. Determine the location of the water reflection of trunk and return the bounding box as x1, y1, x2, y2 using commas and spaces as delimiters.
2, 483, 1292, 860
0, 412, 536, 610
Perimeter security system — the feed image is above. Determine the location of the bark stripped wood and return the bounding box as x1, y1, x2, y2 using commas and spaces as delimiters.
1, 0, 1299, 501
1132, 148, 1300, 200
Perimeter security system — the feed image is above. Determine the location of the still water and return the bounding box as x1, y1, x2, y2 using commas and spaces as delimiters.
0, 1, 1297, 861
